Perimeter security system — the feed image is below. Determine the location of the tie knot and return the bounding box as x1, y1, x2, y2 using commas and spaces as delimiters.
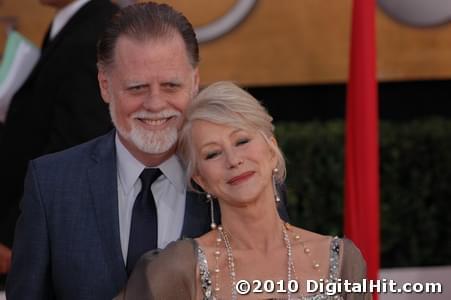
140, 168, 161, 188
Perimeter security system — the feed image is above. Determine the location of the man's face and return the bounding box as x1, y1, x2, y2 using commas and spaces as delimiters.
98, 34, 199, 164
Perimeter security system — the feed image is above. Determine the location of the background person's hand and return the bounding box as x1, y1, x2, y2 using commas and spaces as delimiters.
0, 243, 11, 274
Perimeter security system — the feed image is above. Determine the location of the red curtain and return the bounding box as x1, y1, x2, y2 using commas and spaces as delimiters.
344, 0, 380, 295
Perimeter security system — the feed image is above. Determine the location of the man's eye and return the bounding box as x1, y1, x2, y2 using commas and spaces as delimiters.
236, 138, 250, 146
163, 82, 180, 89
128, 85, 145, 92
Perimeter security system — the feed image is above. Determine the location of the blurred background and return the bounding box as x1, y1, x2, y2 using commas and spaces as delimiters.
1, 0, 450, 299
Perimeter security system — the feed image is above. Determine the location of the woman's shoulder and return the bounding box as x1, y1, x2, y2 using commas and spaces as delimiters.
287, 224, 364, 257
137, 239, 198, 274
286, 224, 331, 246
340, 238, 365, 260
119, 239, 198, 299
194, 230, 217, 248
287, 225, 366, 271
339, 238, 367, 279
159, 238, 197, 256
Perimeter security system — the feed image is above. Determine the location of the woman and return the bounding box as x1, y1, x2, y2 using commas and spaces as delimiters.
116, 81, 369, 299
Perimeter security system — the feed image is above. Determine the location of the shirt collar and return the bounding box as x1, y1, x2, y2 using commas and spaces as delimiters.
115, 134, 186, 195
158, 155, 186, 194
50, 0, 91, 40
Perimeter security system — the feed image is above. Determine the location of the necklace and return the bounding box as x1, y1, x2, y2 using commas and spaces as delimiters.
215, 223, 298, 300
219, 227, 238, 299
285, 223, 321, 271
213, 223, 322, 299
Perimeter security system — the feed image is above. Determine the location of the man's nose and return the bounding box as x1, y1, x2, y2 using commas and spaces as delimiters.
142, 89, 166, 111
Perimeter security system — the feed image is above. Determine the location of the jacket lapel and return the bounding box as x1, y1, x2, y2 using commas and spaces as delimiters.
87, 131, 127, 290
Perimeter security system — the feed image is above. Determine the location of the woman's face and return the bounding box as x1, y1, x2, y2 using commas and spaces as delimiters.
191, 120, 277, 207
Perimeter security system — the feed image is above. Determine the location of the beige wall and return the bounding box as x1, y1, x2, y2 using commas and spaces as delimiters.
2, 0, 451, 86
164, 0, 352, 86
0, 0, 54, 49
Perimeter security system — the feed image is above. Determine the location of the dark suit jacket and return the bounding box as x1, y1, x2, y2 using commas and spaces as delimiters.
6, 130, 218, 299
0, 0, 118, 247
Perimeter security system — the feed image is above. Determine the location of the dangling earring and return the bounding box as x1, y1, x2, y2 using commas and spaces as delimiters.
206, 193, 217, 229
272, 168, 281, 202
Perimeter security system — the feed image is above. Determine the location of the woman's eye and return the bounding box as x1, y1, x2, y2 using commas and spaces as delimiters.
236, 138, 250, 146
205, 151, 220, 160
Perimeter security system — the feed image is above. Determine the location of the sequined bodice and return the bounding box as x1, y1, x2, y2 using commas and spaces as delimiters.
197, 237, 343, 300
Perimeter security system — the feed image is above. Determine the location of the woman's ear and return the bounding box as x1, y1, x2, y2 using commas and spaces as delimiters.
268, 136, 279, 168
192, 173, 207, 192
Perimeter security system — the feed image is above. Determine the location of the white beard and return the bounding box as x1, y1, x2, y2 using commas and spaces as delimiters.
109, 100, 180, 154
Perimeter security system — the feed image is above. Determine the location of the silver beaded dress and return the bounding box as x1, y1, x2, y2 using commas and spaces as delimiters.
198, 237, 368, 300
114, 238, 370, 300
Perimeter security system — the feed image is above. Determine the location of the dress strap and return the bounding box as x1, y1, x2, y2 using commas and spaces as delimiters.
197, 245, 214, 300
328, 237, 341, 282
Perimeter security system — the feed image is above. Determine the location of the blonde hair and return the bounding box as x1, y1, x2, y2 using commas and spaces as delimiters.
178, 81, 286, 190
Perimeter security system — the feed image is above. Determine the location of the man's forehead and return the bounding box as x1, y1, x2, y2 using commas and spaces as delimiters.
112, 34, 190, 65
116, 31, 185, 52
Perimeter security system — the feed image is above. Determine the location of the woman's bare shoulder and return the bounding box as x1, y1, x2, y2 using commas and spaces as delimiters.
286, 223, 331, 243
195, 229, 217, 249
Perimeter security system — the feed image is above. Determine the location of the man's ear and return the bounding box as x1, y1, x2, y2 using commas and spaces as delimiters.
192, 68, 200, 96
98, 69, 111, 104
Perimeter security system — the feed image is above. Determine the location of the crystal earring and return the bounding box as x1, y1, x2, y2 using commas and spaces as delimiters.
272, 168, 281, 202
206, 193, 217, 229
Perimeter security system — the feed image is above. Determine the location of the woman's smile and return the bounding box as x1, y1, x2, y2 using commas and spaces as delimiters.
227, 171, 255, 185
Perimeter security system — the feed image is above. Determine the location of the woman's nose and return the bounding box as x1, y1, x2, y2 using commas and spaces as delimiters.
225, 150, 243, 169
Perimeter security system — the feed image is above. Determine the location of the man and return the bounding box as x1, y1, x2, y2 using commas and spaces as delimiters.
0, 0, 117, 279
7, 2, 288, 299
6, 3, 208, 299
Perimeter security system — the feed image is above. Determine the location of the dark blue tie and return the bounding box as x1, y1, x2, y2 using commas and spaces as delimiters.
126, 168, 161, 275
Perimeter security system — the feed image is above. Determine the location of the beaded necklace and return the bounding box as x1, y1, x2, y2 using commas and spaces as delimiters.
213, 223, 320, 299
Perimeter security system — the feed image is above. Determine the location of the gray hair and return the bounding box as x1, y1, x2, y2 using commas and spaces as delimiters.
178, 81, 286, 190
97, 2, 199, 70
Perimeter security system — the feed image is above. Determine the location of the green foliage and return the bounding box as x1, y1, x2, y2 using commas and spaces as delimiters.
275, 118, 451, 268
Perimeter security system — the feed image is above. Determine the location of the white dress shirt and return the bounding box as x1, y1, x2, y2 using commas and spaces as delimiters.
115, 134, 187, 263
50, 0, 91, 40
